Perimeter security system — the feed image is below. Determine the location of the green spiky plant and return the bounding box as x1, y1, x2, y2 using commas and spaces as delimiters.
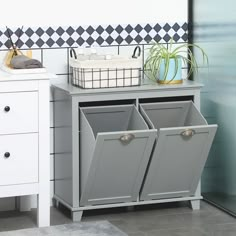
144, 39, 208, 83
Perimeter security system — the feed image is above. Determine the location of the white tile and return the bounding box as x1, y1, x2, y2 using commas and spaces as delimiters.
20, 49, 42, 62
31, 49, 42, 62
50, 101, 54, 128
50, 86, 54, 102
43, 48, 68, 74
50, 154, 54, 181
119, 45, 142, 58
50, 74, 69, 85
144, 43, 168, 62
50, 181, 55, 206
90, 46, 118, 56
0, 51, 8, 64
119, 45, 144, 69
182, 68, 188, 80
50, 127, 54, 154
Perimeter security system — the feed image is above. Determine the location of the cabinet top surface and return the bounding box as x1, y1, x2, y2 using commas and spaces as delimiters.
52, 79, 203, 96
0, 68, 56, 82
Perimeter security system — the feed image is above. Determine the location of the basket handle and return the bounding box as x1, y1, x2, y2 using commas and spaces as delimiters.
70, 48, 77, 59
132, 46, 141, 58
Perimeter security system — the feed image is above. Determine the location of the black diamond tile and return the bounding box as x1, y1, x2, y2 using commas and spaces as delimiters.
76, 26, 85, 35
163, 23, 171, 32
4, 40, 11, 49
182, 23, 188, 31
181, 33, 188, 41
163, 34, 171, 42
4, 28, 13, 37
125, 25, 133, 34
56, 27, 65, 36
25, 39, 34, 47
15, 27, 24, 37
86, 26, 95, 35
105, 36, 114, 45
86, 36, 95, 45
134, 24, 143, 33
153, 34, 161, 42
125, 35, 133, 44
106, 25, 114, 34
25, 28, 34, 37
134, 35, 142, 43
173, 33, 180, 42
0, 41, 2, 47
96, 26, 104, 34
66, 27, 75, 36
144, 24, 152, 33
115, 25, 123, 34
96, 36, 104, 45
172, 23, 180, 31
46, 27, 54, 36
46, 38, 54, 47
36, 28, 44, 37
154, 24, 161, 32
115, 35, 123, 44
56, 38, 65, 47
0, 30, 2, 36
144, 34, 152, 43
36, 38, 44, 47
66, 37, 75, 46
17, 39, 24, 48
76, 37, 85, 46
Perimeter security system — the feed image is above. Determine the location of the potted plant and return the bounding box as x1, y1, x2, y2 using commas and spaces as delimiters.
144, 39, 208, 84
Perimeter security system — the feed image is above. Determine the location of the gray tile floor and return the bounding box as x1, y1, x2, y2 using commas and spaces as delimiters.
0, 201, 236, 235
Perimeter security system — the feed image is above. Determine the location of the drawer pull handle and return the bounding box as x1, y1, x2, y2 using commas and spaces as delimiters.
4, 152, 10, 158
4, 106, 10, 112
181, 129, 195, 138
120, 134, 135, 145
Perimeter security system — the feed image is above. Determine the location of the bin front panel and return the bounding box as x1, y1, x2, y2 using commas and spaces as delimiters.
140, 125, 217, 200
140, 102, 191, 129
80, 130, 156, 206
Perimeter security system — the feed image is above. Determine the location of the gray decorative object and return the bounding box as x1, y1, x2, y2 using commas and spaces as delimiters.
0, 221, 127, 236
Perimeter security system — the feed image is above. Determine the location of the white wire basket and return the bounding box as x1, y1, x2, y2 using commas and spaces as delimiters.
69, 47, 142, 89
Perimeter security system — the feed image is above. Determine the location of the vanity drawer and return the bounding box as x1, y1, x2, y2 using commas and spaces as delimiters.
0, 133, 38, 186
0, 92, 38, 134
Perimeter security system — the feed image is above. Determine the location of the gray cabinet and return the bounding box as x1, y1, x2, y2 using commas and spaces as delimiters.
140, 101, 217, 200
80, 105, 156, 206
52, 80, 216, 221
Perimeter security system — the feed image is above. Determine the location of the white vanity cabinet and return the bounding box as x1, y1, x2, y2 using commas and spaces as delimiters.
0, 70, 52, 227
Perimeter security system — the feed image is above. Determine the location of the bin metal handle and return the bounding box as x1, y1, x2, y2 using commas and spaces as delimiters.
120, 134, 135, 145
181, 129, 195, 138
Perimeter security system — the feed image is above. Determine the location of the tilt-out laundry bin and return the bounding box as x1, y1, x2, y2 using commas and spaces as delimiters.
79, 104, 156, 206
139, 101, 218, 201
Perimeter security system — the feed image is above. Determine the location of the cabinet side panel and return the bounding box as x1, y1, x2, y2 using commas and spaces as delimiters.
54, 89, 73, 206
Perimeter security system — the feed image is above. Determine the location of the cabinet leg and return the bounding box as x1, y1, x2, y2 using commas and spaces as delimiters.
71, 211, 83, 222
37, 193, 50, 227
190, 200, 200, 210
19, 196, 32, 212
52, 198, 60, 208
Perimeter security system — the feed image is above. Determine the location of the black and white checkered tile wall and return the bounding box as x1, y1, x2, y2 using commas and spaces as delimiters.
0, 22, 188, 49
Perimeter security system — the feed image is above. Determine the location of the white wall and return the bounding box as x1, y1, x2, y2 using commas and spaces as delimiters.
0, 0, 187, 27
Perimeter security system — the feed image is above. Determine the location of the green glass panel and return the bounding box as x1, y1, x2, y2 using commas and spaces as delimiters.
192, 0, 236, 215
